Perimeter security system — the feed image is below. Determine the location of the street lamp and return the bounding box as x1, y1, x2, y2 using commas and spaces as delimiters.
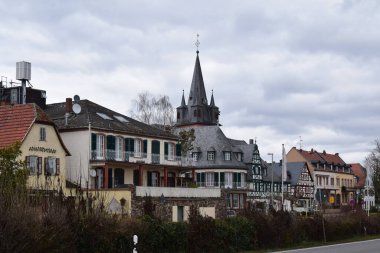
268, 153, 274, 207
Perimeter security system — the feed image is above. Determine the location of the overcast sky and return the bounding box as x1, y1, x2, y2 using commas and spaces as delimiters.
1, 0, 379, 163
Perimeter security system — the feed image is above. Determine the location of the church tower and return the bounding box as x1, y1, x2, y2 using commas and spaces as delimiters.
176, 48, 220, 127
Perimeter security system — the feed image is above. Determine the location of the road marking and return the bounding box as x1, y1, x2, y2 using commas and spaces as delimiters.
276, 238, 380, 252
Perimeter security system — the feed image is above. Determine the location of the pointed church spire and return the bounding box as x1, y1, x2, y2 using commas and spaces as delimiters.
181, 90, 186, 107
188, 50, 207, 106
210, 89, 215, 106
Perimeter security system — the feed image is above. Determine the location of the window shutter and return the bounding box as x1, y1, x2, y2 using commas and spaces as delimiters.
214, 172, 219, 187
201, 172, 205, 183
147, 171, 152, 186
237, 173, 241, 183
25, 156, 30, 170
176, 143, 181, 157
125, 138, 130, 152
44, 157, 48, 175
220, 172, 225, 185
164, 142, 168, 157
130, 138, 135, 153
37, 157, 42, 175
233, 173, 238, 184
56, 158, 60, 175
107, 135, 115, 150
91, 133, 97, 151
143, 140, 147, 158
196, 173, 200, 183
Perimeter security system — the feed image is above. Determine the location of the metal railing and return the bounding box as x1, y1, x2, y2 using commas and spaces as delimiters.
91, 149, 184, 165
196, 181, 248, 189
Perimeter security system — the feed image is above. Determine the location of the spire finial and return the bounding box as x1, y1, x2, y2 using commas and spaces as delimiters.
195, 34, 200, 54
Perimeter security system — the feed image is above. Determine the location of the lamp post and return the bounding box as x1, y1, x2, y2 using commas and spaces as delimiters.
268, 153, 274, 207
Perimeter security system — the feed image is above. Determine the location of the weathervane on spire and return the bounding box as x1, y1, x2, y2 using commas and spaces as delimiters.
195, 34, 200, 53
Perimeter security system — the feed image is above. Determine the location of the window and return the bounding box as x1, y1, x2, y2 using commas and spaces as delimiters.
229, 193, 245, 209
337, 178, 340, 186
205, 172, 214, 187
10, 89, 18, 104
224, 152, 231, 161
45, 157, 60, 176
113, 115, 129, 123
40, 127, 46, 141
207, 151, 215, 161
331, 178, 334, 186
96, 112, 113, 120
168, 143, 174, 160
192, 152, 199, 161
134, 139, 142, 157
147, 171, 160, 187
115, 137, 123, 161
97, 135, 105, 159
26, 156, 40, 175
177, 112, 180, 120
225, 172, 233, 188
235, 152, 242, 161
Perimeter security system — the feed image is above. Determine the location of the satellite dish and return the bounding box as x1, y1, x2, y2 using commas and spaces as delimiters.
89, 169, 96, 177
73, 95, 80, 102
72, 103, 82, 114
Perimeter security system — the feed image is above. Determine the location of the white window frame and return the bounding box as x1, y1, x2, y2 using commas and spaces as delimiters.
225, 172, 233, 188
168, 143, 175, 161
97, 135, 104, 159
205, 172, 214, 187
134, 139, 142, 158
115, 137, 123, 161
224, 152, 231, 161
40, 127, 46, 141
236, 152, 242, 161
192, 152, 199, 162
47, 156, 56, 175
207, 151, 215, 161
28, 156, 38, 174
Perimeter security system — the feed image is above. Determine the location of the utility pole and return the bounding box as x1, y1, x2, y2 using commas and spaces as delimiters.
268, 153, 274, 207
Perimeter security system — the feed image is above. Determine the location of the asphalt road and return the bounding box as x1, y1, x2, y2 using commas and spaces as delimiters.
274, 239, 380, 253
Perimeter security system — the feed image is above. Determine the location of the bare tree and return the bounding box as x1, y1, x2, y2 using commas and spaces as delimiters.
130, 91, 174, 126
365, 139, 380, 203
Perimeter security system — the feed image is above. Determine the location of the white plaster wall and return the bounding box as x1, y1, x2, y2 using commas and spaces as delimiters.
61, 130, 90, 186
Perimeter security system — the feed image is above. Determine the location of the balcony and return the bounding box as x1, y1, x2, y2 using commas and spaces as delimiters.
136, 186, 221, 198
91, 149, 184, 166
196, 182, 248, 189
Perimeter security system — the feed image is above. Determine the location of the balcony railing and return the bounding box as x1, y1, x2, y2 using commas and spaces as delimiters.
91, 149, 184, 165
196, 181, 248, 189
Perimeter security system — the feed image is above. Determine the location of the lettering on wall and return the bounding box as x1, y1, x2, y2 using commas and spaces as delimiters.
29, 146, 57, 154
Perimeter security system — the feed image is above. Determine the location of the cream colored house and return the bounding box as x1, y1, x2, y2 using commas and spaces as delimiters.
287, 147, 355, 206
0, 103, 70, 193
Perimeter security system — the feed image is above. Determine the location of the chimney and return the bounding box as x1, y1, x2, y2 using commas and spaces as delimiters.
65, 98, 72, 114
249, 139, 254, 144
335, 153, 339, 156
65, 98, 72, 126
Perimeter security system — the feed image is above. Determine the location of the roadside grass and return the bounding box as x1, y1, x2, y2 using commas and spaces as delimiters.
242, 234, 380, 253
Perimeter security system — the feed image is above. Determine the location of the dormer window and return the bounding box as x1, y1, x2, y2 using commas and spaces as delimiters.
192, 152, 199, 161
224, 152, 231, 161
235, 152, 242, 162
40, 127, 46, 141
207, 151, 215, 161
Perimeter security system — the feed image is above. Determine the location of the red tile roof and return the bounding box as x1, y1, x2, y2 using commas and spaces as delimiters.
350, 163, 367, 188
297, 148, 347, 165
0, 103, 55, 149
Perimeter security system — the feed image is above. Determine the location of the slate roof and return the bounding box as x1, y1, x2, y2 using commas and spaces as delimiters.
263, 162, 308, 185
0, 103, 70, 154
176, 125, 251, 169
350, 163, 367, 188
45, 99, 179, 140
188, 53, 208, 106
